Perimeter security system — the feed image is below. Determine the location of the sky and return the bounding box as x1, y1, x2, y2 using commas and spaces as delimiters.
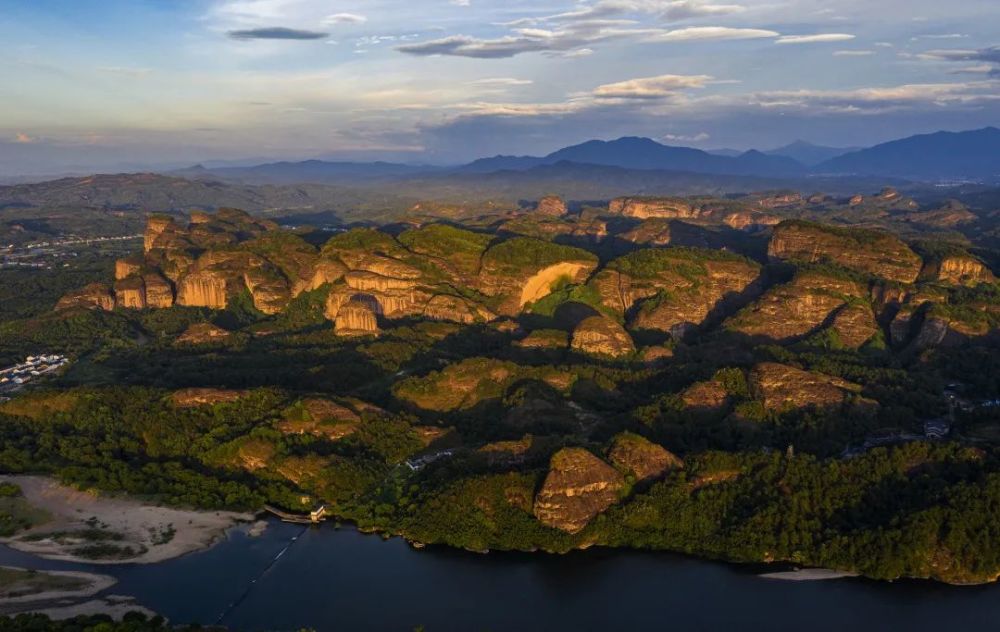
0, 0, 998, 174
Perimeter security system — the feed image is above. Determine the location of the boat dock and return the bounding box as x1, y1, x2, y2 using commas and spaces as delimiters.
263, 504, 328, 524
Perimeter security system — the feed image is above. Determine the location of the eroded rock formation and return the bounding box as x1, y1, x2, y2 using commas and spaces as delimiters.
533, 447, 625, 533
726, 269, 867, 343
748, 363, 870, 412
571, 315, 635, 358
769, 221, 922, 283
175, 322, 231, 345
54, 283, 116, 311
608, 433, 683, 482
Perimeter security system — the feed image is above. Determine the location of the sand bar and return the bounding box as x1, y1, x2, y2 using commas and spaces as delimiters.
0, 475, 253, 565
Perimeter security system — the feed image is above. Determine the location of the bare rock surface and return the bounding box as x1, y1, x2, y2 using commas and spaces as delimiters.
533, 448, 625, 533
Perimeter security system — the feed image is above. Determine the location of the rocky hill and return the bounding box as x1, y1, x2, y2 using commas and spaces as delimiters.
7, 184, 1000, 586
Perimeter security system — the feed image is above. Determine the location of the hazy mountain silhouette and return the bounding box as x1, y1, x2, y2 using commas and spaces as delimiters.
817, 127, 1000, 180
765, 140, 857, 166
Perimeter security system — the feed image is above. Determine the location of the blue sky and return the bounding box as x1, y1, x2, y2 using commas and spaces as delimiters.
0, 0, 997, 173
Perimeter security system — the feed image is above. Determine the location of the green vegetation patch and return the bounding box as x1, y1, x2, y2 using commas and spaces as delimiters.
481, 237, 597, 275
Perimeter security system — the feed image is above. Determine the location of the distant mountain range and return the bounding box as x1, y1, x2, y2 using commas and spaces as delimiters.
765, 141, 861, 166
816, 127, 1000, 180
175, 127, 1000, 185
461, 137, 805, 178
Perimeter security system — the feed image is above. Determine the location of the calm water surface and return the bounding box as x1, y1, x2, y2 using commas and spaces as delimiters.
3, 520, 1000, 631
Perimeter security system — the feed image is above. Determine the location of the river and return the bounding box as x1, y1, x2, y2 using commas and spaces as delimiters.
3, 520, 1000, 631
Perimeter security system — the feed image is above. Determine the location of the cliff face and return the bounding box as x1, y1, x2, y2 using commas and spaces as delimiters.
608, 433, 683, 482
536, 195, 568, 217
477, 237, 598, 315
115, 257, 142, 280
829, 303, 879, 349
749, 363, 869, 412
114, 276, 146, 309
619, 219, 674, 246
335, 299, 380, 336
533, 447, 625, 534
591, 249, 761, 340
144, 216, 175, 253
928, 256, 996, 286
726, 270, 867, 343
768, 221, 922, 283
55, 283, 116, 311
609, 197, 695, 219
113, 272, 175, 309
571, 315, 635, 358
177, 270, 231, 309
681, 379, 731, 414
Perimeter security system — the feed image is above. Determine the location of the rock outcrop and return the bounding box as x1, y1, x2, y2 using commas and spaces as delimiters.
681, 379, 731, 413
277, 398, 362, 440
536, 195, 568, 217
171, 388, 246, 408
829, 303, 879, 349
591, 248, 761, 339
726, 269, 867, 343
54, 283, 115, 311
113, 272, 174, 309
570, 315, 635, 358
335, 299, 380, 336
115, 257, 142, 280
768, 221, 922, 283
516, 329, 569, 349
609, 197, 696, 219
175, 322, 231, 345
533, 448, 625, 534
748, 363, 869, 412
927, 256, 996, 286
608, 433, 683, 482
477, 237, 598, 315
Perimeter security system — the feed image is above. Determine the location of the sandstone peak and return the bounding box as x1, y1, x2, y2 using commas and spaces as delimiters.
536, 195, 568, 217
608, 433, 683, 482
768, 220, 922, 283
533, 447, 625, 533
570, 315, 635, 359
335, 298, 380, 337
748, 363, 870, 412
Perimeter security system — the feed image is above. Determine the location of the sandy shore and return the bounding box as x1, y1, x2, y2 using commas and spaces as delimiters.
31, 596, 157, 621
0, 475, 253, 565
0, 566, 117, 606
759, 568, 860, 581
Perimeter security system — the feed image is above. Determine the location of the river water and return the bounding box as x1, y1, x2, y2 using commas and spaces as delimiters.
3, 520, 1000, 631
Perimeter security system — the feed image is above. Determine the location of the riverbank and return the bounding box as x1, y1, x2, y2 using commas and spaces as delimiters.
0, 476, 253, 565
759, 568, 860, 581
0, 566, 116, 606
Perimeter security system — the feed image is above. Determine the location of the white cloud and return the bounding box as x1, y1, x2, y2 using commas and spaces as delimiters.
398, 1, 769, 58
324, 13, 367, 25
776, 33, 855, 44
663, 131, 710, 142
748, 80, 1000, 113
833, 50, 873, 57
593, 73, 712, 99
660, 1, 746, 21
652, 26, 778, 42
470, 78, 534, 86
